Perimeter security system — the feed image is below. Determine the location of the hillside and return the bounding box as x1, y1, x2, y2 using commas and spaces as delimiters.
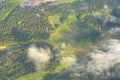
0, 0, 120, 80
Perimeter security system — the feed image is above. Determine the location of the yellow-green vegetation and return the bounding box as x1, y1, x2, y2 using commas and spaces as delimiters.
17, 63, 65, 80
48, 12, 92, 50
48, 14, 61, 28
17, 71, 50, 80
1, 0, 116, 79
48, 12, 92, 52
49, 13, 77, 41
0, 0, 21, 21
17, 13, 83, 80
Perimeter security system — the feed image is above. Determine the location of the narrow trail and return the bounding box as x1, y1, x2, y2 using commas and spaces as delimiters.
0, 45, 20, 52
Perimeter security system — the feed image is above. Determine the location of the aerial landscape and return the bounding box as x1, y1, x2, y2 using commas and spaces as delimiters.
0, 0, 120, 80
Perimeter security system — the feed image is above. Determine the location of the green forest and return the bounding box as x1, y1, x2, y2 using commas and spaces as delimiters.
0, 0, 120, 80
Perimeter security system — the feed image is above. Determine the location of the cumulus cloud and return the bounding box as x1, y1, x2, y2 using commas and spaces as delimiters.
107, 27, 120, 39
62, 56, 77, 68
27, 45, 51, 70
109, 27, 120, 34
57, 39, 120, 79
85, 39, 120, 77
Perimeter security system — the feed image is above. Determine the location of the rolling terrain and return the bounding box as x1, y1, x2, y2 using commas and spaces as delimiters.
0, 0, 120, 80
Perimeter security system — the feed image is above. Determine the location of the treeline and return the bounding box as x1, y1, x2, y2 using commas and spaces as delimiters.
1, 0, 119, 46
0, 41, 61, 80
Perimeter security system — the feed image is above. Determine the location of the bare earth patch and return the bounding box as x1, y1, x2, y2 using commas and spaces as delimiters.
0, 46, 7, 50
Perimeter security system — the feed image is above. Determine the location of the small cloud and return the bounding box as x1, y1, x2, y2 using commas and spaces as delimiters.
109, 27, 120, 35
62, 56, 76, 68
27, 45, 51, 70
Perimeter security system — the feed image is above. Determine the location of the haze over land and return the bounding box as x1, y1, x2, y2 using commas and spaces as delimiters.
0, 0, 120, 80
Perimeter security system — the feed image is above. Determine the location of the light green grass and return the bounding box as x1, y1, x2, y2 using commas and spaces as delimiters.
17, 71, 50, 80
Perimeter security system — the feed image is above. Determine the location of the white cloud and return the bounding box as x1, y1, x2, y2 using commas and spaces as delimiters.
109, 27, 120, 35
27, 45, 51, 70
62, 56, 76, 68
60, 39, 120, 79
87, 39, 120, 75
